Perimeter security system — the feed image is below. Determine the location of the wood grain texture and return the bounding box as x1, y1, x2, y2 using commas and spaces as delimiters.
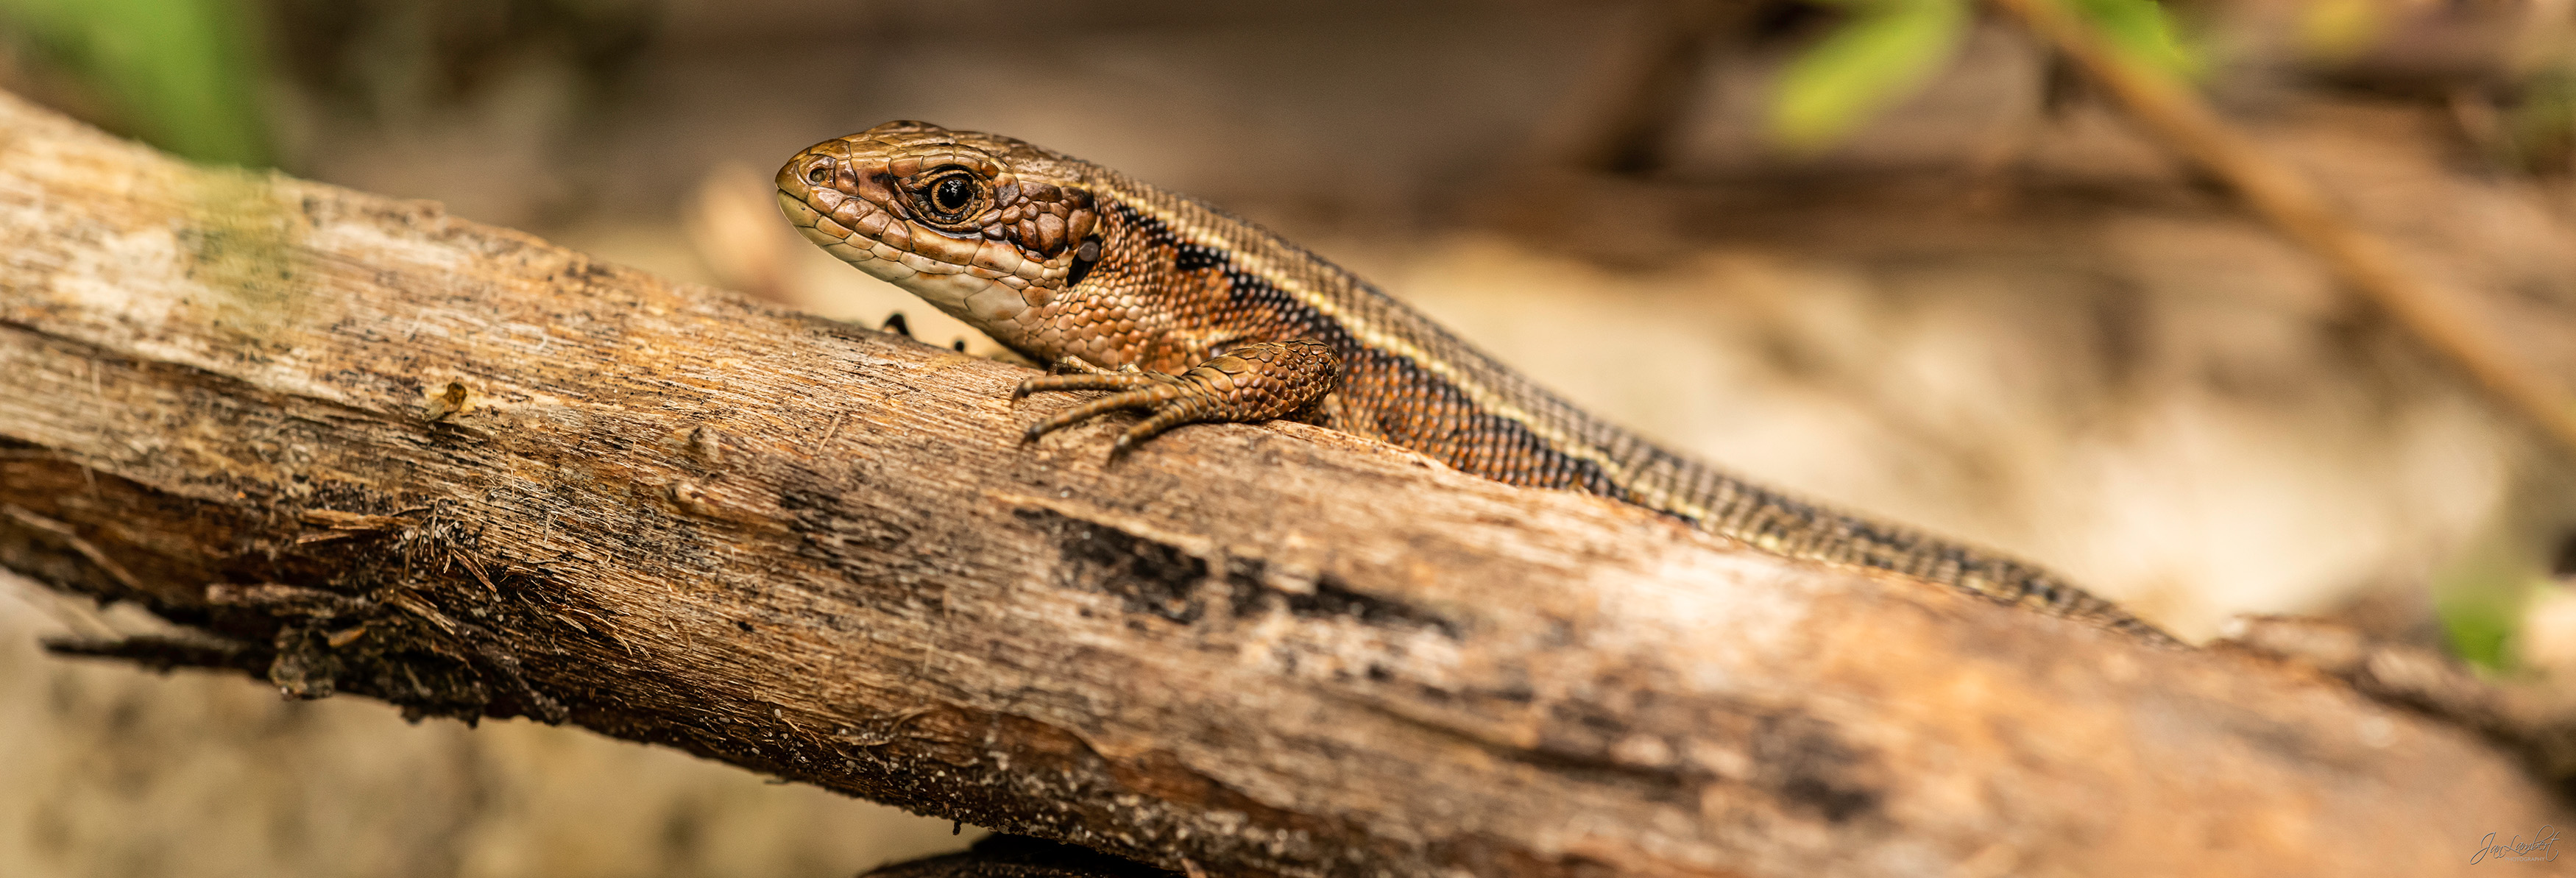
0, 90, 2558, 878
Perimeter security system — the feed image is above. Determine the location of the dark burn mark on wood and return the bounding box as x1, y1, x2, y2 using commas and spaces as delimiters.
1015, 508, 1462, 638
1288, 580, 1460, 638
1756, 712, 1884, 823
1498, 701, 1885, 821
1033, 508, 1209, 624
1223, 556, 1463, 640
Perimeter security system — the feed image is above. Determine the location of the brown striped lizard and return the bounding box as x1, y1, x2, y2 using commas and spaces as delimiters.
776, 121, 2174, 644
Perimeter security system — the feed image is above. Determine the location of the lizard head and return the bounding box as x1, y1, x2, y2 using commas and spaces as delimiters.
776, 121, 1103, 329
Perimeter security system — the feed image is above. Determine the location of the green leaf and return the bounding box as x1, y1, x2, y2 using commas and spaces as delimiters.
0, 0, 270, 167
2430, 524, 2546, 673
2438, 587, 2522, 673
1768, 0, 1971, 153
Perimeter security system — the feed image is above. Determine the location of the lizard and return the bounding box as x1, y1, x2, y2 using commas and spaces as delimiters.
774, 120, 2175, 644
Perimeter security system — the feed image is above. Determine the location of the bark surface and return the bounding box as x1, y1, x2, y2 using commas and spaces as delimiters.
0, 91, 2558, 878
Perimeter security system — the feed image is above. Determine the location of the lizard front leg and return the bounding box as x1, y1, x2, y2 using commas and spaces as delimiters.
1016, 340, 1340, 455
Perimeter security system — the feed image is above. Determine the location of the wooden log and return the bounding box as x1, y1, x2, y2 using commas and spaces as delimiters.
0, 89, 2558, 877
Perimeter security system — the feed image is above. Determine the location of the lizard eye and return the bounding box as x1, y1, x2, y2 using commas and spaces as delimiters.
931, 176, 975, 213
902, 163, 989, 225
910, 169, 986, 226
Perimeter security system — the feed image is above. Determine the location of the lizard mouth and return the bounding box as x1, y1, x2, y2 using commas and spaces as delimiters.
772, 180, 885, 275
774, 190, 840, 244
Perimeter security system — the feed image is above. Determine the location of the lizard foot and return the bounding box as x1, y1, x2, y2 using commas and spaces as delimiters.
1016, 340, 1340, 455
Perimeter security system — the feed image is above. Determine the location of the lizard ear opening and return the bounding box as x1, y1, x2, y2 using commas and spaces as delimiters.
1066, 236, 1102, 288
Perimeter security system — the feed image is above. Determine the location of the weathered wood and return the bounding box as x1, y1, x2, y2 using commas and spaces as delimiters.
0, 89, 2559, 878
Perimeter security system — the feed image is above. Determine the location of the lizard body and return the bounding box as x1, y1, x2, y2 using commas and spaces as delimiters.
777, 121, 2173, 642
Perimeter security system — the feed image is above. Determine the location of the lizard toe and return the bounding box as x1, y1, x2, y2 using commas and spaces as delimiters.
1022, 383, 1188, 443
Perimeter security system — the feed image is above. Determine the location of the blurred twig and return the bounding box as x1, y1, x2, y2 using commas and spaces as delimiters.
1987, 0, 2576, 456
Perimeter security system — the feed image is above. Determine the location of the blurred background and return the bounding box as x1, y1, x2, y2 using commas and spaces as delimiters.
5, 0, 2576, 874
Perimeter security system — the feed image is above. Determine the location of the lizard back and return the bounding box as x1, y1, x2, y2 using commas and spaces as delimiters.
776, 121, 2173, 642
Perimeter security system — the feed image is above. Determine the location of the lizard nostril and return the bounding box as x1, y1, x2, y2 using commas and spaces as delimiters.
805, 163, 832, 185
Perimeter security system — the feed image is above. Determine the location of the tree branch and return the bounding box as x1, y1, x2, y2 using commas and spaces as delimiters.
0, 89, 2557, 877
